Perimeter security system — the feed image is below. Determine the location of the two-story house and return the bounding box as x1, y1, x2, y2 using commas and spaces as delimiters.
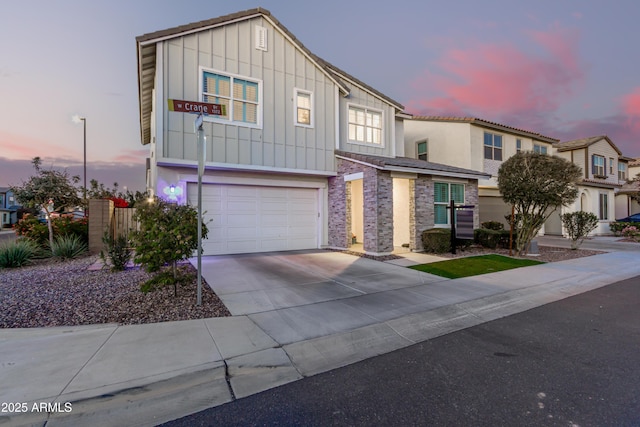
550, 135, 627, 235
136, 8, 488, 256
0, 187, 19, 228
404, 116, 557, 227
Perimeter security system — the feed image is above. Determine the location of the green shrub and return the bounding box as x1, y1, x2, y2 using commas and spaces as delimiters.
474, 229, 513, 249
13, 214, 88, 247
101, 233, 132, 271
610, 221, 632, 236
561, 211, 599, 249
50, 235, 88, 260
421, 228, 451, 253
0, 239, 41, 268
481, 221, 504, 230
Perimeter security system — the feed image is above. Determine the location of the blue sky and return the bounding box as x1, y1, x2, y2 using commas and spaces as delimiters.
1, 0, 639, 191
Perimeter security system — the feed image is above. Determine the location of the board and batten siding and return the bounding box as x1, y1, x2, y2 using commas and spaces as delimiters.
339, 82, 397, 158
160, 16, 337, 174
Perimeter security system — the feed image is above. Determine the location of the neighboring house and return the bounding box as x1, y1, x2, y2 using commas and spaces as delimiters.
617, 157, 640, 218
136, 8, 488, 256
550, 136, 628, 235
404, 116, 558, 227
0, 187, 19, 228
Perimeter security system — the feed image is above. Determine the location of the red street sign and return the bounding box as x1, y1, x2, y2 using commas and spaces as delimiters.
167, 99, 226, 116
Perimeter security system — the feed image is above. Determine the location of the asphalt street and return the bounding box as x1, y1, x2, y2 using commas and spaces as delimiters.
162, 275, 640, 427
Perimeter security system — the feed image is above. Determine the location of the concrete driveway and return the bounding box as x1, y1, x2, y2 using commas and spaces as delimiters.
198, 250, 445, 315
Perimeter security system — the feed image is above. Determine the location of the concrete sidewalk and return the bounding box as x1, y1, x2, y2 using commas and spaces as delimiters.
1, 248, 639, 426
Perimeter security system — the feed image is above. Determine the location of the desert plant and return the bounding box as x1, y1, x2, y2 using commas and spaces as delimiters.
101, 233, 132, 271
50, 235, 88, 260
0, 239, 41, 268
131, 197, 207, 296
561, 211, 599, 249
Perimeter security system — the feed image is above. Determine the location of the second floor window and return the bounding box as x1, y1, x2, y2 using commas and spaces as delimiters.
534, 144, 548, 154
618, 163, 627, 181
516, 139, 522, 153
348, 105, 382, 145
202, 69, 260, 126
295, 89, 313, 127
484, 132, 502, 161
592, 155, 605, 177
417, 141, 428, 161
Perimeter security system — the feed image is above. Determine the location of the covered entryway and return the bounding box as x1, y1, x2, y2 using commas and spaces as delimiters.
187, 184, 319, 255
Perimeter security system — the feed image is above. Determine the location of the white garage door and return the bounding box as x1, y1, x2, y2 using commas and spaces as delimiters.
187, 184, 319, 255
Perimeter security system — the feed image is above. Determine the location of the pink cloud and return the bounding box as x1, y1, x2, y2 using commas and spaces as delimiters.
406, 26, 584, 119
0, 131, 77, 161
622, 88, 640, 122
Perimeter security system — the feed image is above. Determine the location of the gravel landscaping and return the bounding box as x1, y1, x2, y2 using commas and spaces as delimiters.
0, 256, 231, 329
0, 245, 603, 329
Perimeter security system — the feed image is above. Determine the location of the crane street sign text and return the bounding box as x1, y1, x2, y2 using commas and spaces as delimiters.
168, 99, 226, 116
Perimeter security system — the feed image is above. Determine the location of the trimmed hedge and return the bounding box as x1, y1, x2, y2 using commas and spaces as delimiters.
474, 228, 513, 249
421, 228, 473, 253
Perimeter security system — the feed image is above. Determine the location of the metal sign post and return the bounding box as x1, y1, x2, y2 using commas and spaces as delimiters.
196, 114, 205, 306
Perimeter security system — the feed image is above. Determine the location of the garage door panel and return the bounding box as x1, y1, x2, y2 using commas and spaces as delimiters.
188, 183, 319, 255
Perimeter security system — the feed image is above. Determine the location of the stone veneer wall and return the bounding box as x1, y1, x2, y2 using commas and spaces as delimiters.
409, 176, 434, 251
363, 167, 393, 254
464, 180, 480, 228
328, 158, 394, 254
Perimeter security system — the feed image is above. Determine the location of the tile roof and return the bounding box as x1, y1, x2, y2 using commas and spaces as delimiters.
553, 135, 622, 155
136, 8, 404, 145
410, 116, 559, 143
335, 150, 490, 179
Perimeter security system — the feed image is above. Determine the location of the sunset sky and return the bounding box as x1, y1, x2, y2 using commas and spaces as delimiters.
2, 0, 639, 192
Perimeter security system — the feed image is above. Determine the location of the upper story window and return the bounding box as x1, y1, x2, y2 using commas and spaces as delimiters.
201, 68, 261, 127
483, 132, 502, 160
534, 144, 548, 155
609, 158, 615, 175
294, 89, 313, 127
618, 162, 627, 181
0, 194, 4, 207
348, 105, 383, 145
417, 140, 428, 161
434, 182, 465, 225
516, 139, 522, 153
592, 155, 606, 177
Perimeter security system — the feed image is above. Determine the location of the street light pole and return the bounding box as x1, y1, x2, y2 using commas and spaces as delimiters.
81, 117, 86, 209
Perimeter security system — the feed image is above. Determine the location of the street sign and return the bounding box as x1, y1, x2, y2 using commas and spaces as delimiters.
168, 99, 226, 116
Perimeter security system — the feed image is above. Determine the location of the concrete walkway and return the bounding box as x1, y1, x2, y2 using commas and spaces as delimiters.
1, 239, 639, 426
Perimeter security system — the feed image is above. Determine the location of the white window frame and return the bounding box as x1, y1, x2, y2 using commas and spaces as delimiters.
417, 140, 428, 161
347, 103, 384, 147
199, 66, 263, 129
592, 155, 605, 177
434, 182, 465, 226
618, 162, 627, 181
599, 192, 609, 220
294, 88, 314, 128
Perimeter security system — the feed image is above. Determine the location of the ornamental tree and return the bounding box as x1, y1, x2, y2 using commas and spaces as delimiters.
10, 157, 81, 248
560, 211, 599, 249
498, 152, 582, 256
130, 197, 208, 295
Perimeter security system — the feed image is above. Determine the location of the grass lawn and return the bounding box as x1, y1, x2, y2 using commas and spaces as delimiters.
409, 254, 545, 279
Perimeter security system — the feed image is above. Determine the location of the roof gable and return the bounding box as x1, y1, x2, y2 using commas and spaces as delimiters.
136, 8, 404, 145
553, 135, 622, 155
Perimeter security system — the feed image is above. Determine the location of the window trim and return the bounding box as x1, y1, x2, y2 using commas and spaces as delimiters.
592, 155, 606, 177
533, 144, 548, 155
347, 103, 384, 147
294, 88, 314, 128
434, 182, 466, 226
416, 140, 428, 161
599, 192, 609, 220
618, 162, 627, 181
483, 132, 503, 161
199, 66, 263, 129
